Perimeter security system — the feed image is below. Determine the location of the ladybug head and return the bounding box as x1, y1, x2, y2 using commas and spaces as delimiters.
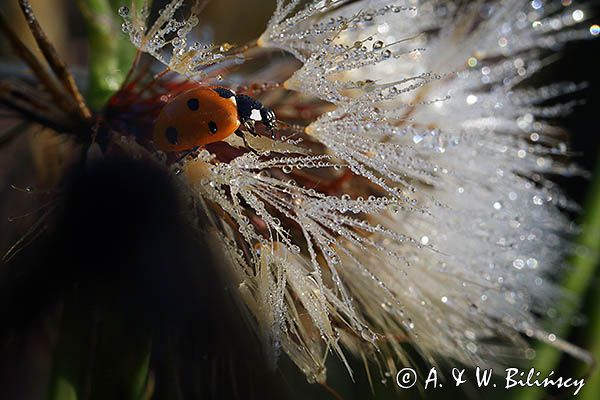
260, 107, 277, 138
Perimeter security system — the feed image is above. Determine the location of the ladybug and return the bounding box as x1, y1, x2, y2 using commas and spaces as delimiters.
153, 87, 277, 152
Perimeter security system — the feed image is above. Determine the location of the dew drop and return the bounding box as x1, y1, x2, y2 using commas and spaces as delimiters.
466, 342, 478, 353
170, 38, 180, 48
360, 329, 377, 342
118, 6, 130, 17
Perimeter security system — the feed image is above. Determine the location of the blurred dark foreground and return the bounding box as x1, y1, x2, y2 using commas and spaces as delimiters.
0, 156, 291, 399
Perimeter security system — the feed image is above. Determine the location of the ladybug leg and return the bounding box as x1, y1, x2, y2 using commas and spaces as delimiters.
175, 147, 199, 163
235, 94, 277, 139
241, 118, 258, 136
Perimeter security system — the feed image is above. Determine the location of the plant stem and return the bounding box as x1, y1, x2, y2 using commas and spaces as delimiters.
47, 293, 95, 400
574, 156, 600, 400
513, 155, 600, 400
48, 288, 154, 400
77, 0, 142, 109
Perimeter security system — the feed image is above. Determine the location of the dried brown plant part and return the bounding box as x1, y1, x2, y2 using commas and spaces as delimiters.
29, 128, 81, 188
0, 82, 71, 133
0, 12, 78, 119
17, 0, 91, 120
119, 49, 142, 90
0, 120, 31, 150
5, 78, 62, 116
320, 381, 344, 400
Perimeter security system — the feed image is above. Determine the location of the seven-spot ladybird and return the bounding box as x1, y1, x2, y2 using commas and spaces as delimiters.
153, 87, 277, 152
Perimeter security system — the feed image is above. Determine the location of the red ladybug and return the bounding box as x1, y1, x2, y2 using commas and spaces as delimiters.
153, 87, 276, 152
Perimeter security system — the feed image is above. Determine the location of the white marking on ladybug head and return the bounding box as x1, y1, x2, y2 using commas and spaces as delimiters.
250, 109, 262, 121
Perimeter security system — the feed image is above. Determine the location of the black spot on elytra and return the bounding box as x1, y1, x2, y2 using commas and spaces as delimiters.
166, 126, 178, 144
208, 121, 218, 134
187, 98, 199, 111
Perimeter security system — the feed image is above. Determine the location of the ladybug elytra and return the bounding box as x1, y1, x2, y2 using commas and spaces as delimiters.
153, 87, 277, 152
